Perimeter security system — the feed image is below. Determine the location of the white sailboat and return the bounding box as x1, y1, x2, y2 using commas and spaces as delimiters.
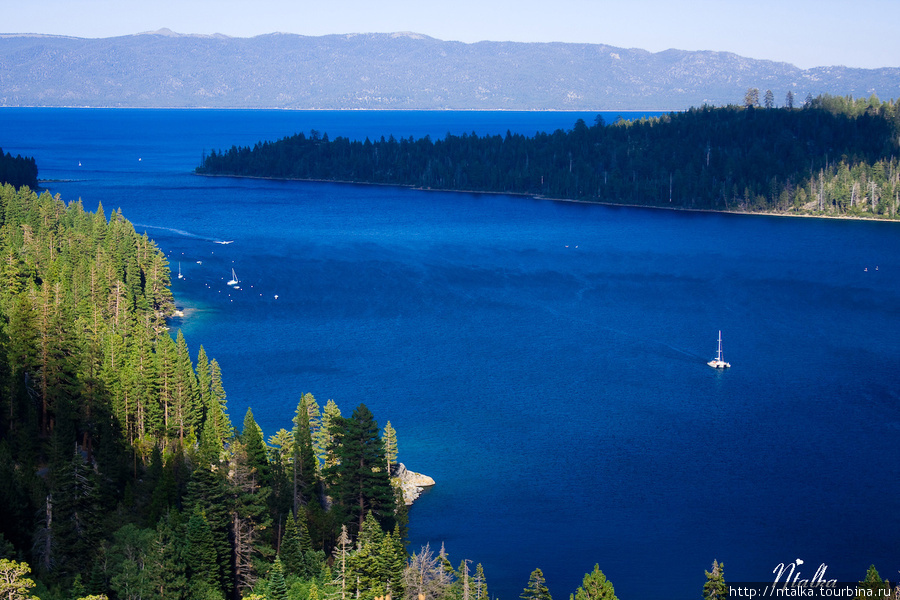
227, 268, 239, 286
177, 262, 183, 279
707, 330, 731, 369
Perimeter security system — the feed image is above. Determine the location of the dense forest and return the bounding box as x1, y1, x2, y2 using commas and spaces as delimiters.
0, 149, 38, 189
197, 94, 900, 219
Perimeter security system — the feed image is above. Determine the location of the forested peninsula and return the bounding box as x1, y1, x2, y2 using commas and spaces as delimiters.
0, 149, 38, 190
197, 94, 900, 220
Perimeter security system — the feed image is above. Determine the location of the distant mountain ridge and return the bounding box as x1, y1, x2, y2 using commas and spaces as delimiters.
1, 30, 898, 110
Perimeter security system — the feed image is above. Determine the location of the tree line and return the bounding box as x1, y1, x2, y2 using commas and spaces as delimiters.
0, 183, 421, 600
196, 94, 900, 219
0, 149, 38, 190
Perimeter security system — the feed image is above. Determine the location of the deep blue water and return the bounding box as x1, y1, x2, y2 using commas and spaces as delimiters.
2, 108, 898, 600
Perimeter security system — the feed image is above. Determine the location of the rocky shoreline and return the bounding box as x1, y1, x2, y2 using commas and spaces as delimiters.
393, 463, 435, 506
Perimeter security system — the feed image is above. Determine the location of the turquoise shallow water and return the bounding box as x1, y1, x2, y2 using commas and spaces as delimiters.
2, 108, 898, 600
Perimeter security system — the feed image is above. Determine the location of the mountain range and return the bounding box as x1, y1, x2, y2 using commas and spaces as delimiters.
1, 29, 898, 110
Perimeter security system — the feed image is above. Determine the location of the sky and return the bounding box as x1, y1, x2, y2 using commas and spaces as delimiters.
3, 0, 898, 70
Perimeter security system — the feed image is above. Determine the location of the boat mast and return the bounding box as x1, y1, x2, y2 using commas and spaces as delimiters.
717, 330, 723, 361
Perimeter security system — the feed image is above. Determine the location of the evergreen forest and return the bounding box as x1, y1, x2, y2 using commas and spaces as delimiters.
197, 94, 900, 219
2, 144, 898, 600
0, 149, 39, 190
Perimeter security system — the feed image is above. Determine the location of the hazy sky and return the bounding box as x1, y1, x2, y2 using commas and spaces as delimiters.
5, 0, 898, 70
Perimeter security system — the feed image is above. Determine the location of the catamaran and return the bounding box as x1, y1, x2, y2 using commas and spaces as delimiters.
227, 268, 239, 286
707, 330, 731, 369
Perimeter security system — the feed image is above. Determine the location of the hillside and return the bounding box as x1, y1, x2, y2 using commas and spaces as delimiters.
197, 95, 900, 219
1, 29, 899, 109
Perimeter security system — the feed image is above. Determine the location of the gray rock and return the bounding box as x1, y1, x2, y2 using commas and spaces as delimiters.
393, 462, 435, 506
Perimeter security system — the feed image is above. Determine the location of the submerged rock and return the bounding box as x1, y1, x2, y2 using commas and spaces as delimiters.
393, 463, 435, 506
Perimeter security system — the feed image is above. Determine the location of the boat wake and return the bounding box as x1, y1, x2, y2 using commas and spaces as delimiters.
133, 223, 233, 245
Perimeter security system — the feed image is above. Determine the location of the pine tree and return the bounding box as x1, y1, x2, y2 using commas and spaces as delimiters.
171, 330, 198, 442
521, 568, 552, 600
155, 332, 177, 440
297, 509, 324, 579
473, 563, 488, 600
438, 543, 454, 591
241, 407, 270, 488
268, 556, 288, 600
185, 463, 233, 597
571, 565, 617, 600
199, 410, 224, 464
296, 507, 313, 555
382, 421, 398, 474
209, 360, 231, 437
703, 560, 727, 600
195, 346, 211, 420
185, 505, 220, 597
352, 512, 385, 599
199, 359, 231, 461
325, 404, 395, 537
380, 525, 407, 599
280, 512, 303, 577
305, 394, 321, 447
858, 565, 890, 599
315, 399, 341, 470
87, 556, 108, 597
70, 573, 86, 600
267, 435, 293, 523
292, 395, 319, 511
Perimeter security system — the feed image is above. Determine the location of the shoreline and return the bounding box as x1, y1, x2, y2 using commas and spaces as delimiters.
393, 463, 435, 506
193, 172, 899, 224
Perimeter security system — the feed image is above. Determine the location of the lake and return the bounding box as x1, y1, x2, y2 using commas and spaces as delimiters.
2, 108, 898, 600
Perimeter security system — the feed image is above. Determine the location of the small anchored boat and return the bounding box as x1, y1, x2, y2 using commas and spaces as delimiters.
227, 268, 239, 286
707, 330, 731, 369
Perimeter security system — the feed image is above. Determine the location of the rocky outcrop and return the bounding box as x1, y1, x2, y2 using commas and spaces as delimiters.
393, 463, 435, 506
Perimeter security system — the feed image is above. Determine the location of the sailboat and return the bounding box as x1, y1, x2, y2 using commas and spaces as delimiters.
177, 263, 183, 279
707, 330, 731, 369
227, 268, 239, 286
